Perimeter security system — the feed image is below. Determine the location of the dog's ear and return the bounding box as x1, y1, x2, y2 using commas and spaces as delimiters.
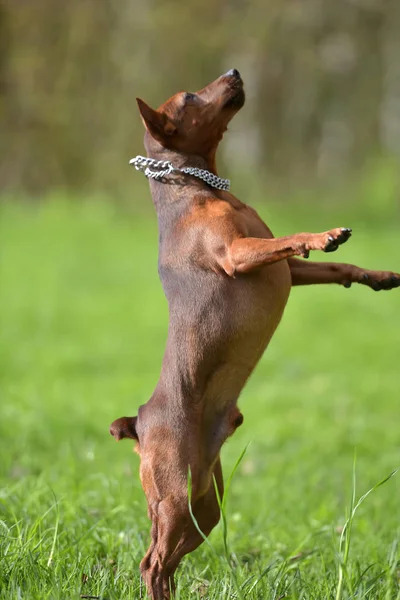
136, 98, 177, 142
110, 416, 138, 441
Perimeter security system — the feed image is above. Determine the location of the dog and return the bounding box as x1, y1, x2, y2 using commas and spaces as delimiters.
110, 69, 400, 599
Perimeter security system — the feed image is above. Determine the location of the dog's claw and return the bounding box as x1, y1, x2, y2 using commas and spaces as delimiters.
361, 272, 400, 291
324, 236, 338, 253
324, 228, 352, 253
337, 228, 352, 243
379, 275, 400, 290
390, 275, 400, 287
344, 281, 352, 288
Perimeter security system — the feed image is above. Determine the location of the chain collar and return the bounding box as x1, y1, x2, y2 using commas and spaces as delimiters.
129, 155, 230, 191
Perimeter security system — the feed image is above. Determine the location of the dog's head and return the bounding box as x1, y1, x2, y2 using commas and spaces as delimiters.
136, 69, 245, 158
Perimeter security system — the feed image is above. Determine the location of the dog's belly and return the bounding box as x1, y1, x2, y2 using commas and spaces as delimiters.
160, 258, 291, 402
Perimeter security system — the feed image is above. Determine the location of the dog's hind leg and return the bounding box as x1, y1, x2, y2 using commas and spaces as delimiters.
163, 459, 223, 591
140, 460, 223, 599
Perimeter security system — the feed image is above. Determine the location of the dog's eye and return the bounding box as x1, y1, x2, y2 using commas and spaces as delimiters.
184, 92, 196, 103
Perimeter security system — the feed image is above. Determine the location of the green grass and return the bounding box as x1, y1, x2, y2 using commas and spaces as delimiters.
1, 196, 399, 599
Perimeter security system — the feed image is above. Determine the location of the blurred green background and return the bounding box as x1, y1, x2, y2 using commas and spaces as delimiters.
1, 2, 400, 599
1, 0, 400, 200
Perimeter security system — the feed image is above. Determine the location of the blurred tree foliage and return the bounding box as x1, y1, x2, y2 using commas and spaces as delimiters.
1, 0, 400, 195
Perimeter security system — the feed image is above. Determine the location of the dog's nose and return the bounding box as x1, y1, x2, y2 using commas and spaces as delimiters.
225, 68, 241, 78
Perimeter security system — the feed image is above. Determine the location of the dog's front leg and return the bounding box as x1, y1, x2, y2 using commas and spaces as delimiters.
223, 227, 352, 275
288, 258, 400, 291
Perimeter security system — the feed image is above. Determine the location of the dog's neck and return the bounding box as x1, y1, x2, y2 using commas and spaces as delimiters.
141, 147, 222, 221
144, 133, 218, 174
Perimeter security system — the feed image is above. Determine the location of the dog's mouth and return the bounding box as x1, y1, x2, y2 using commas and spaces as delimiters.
224, 85, 245, 109
221, 70, 245, 109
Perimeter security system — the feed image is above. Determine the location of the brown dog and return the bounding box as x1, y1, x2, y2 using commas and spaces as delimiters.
110, 69, 400, 599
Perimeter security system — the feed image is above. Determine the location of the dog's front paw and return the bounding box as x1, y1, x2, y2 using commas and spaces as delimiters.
297, 228, 352, 257
361, 271, 400, 291
324, 228, 352, 253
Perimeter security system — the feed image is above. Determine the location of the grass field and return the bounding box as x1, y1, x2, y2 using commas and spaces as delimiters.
1, 196, 399, 599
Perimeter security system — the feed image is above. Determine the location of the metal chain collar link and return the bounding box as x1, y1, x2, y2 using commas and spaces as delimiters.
129, 155, 230, 191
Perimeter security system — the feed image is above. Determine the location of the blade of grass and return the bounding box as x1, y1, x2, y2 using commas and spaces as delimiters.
221, 443, 250, 514
187, 467, 218, 557
213, 445, 249, 600
335, 462, 399, 600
